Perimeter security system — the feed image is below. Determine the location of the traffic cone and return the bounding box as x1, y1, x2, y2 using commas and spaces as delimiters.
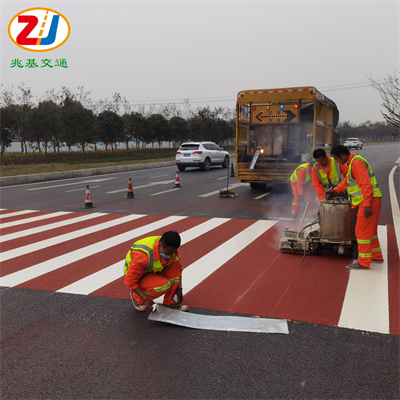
125, 178, 135, 198
230, 162, 236, 177
83, 185, 95, 208
173, 171, 182, 188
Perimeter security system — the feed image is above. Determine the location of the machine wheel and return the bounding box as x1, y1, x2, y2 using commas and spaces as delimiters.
177, 165, 186, 172
250, 182, 267, 190
222, 156, 229, 168
201, 158, 211, 171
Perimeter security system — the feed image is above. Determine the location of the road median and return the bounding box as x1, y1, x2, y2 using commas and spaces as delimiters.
0, 161, 176, 187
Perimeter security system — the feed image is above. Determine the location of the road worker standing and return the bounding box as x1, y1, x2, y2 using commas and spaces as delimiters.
326, 145, 383, 269
124, 231, 189, 312
290, 162, 318, 217
312, 148, 348, 201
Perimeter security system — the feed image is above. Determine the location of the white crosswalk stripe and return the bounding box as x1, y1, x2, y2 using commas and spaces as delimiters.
0, 214, 146, 262
57, 217, 232, 295
0, 209, 395, 335
0, 210, 39, 219
0, 211, 72, 229
182, 220, 277, 294
0, 213, 104, 243
0, 215, 186, 287
338, 225, 389, 334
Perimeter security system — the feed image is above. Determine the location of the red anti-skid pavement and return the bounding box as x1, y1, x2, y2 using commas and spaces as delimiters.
184, 223, 350, 326
0, 210, 52, 224
16, 216, 209, 292
0, 212, 80, 235
1, 214, 158, 277
90, 218, 255, 299
1, 210, 399, 335
387, 226, 400, 335
0, 213, 117, 252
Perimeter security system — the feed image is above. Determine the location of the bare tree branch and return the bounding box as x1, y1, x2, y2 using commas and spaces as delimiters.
368, 71, 400, 128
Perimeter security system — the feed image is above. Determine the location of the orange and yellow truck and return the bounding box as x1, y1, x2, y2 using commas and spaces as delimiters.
236, 86, 339, 189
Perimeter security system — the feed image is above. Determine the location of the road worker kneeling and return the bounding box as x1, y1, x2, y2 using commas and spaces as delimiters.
124, 231, 189, 312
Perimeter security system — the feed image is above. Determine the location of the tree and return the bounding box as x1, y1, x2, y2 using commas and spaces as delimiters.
146, 114, 170, 149
31, 100, 63, 153
188, 117, 204, 141
7, 84, 35, 152
0, 106, 17, 154
61, 96, 96, 152
97, 110, 124, 151
123, 112, 146, 149
169, 116, 190, 145
369, 71, 400, 129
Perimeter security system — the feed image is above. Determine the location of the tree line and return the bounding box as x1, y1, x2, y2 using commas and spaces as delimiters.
337, 120, 399, 142
0, 84, 235, 154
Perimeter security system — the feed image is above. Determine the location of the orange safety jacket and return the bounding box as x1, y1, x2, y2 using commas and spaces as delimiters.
124, 237, 181, 291
312, 158, 348, 201
333, 153, 380, 207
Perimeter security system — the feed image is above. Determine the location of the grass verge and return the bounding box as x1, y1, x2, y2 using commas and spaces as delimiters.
0, 157, 176, 177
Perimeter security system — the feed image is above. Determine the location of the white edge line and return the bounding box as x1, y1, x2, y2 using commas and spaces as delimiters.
389, 166, 400, 255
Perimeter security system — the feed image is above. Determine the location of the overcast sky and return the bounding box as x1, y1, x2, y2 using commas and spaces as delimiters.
1, 1, 399, 124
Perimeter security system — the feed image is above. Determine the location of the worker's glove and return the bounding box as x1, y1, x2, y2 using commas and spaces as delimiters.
143, 298, 155, 312
175, 288, 184, 306
363, 206, 373, 218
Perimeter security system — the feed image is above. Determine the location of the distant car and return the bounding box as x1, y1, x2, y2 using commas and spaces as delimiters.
343, 138, 363, 150
176, 141, 230, 171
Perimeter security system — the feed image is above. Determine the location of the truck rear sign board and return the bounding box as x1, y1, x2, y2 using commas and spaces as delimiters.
252, 105, 299, 124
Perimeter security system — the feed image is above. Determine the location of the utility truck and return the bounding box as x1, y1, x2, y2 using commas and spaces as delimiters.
235, 86, 339, 189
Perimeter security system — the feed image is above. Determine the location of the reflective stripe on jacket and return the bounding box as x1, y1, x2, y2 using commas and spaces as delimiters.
290, 163, 312, 185
313, 157, 343, 188
123, 236, 179, 275
347, 155, 382, 206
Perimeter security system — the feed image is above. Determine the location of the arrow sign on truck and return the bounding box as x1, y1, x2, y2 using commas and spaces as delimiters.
254, 110, 297, 123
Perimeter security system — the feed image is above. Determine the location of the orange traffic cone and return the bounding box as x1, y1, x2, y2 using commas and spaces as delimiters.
125, 178, 135, 198
83, 185, 95, 208
173, 171, 182, 188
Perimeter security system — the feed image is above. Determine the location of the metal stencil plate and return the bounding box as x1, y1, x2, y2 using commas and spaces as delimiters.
148, 306, 289, 334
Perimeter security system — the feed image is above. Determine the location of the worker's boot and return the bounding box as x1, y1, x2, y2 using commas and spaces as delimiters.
346, 260, 369, 270
130, 291, 146, 311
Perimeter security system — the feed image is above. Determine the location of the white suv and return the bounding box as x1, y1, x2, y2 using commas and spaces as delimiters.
344, 138, 363, 150
176, 141, 230, 171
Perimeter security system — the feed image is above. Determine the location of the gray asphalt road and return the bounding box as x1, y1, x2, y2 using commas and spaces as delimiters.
1, 143, 399, 224
1, 143, 399, 399
1, 287, 399, 399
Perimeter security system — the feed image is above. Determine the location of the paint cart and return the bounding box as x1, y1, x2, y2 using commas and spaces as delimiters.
279, 195, 358, 260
